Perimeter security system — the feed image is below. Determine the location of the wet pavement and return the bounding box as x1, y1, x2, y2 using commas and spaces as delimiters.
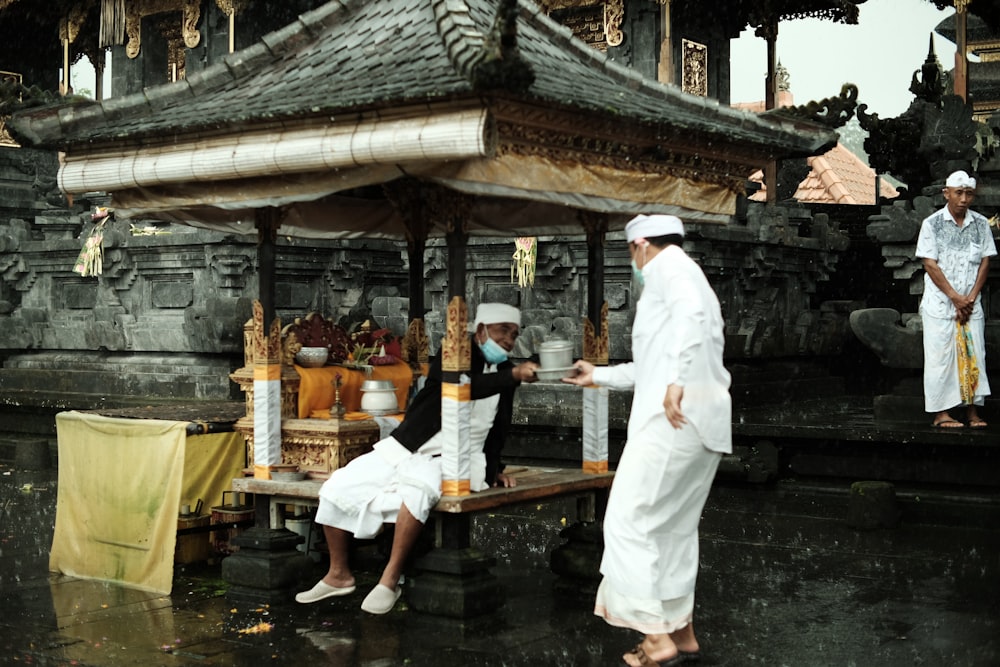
1, 462, 998, 666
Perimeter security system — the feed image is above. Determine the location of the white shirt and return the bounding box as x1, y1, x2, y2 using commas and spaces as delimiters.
915, 206, 996, 320
592, 245, 732, 454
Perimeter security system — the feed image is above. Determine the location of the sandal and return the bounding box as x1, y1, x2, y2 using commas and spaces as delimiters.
931, 419, 964, 429
969, 419, 988, 429
624, 644, 696, 667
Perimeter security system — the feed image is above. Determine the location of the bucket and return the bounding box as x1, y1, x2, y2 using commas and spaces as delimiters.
285, 509, 322, 562
210, 491, 254, 555
175, 513, 213, 564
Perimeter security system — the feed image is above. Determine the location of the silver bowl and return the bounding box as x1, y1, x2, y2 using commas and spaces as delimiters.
538, 339, 573, 370
360, 379, 395, 392
296, 346, 329, 368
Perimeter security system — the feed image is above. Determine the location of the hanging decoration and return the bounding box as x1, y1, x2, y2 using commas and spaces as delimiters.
73, 207, 111, 277
99, 0, 126, 48
511, 236, 537, 288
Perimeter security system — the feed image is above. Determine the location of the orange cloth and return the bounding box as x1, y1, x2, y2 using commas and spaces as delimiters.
297, 363, 413, 418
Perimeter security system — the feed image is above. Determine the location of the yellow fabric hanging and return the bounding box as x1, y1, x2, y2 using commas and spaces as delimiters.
956, 321, 980, 404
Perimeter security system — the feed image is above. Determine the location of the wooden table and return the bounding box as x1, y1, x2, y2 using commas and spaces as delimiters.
229, 465, 615, 616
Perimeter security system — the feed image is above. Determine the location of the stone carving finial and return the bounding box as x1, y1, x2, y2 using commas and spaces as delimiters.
859, 37, 979, 194
776, 61, 790, 93
909, 34, 946, 105
472, 0, 535, 92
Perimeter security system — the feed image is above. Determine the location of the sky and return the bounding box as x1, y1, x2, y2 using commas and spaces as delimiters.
730, 0, 958, 118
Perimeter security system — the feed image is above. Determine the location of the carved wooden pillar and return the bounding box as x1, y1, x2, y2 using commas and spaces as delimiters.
58, 6, 86, 95
383, 178, 431, 366
433, 187, 474, 497
954, 0, 968, 100
757, 19, 779, 204
252, 206, 283, 477
579, 211, 609, 474
216, 0, 249, 54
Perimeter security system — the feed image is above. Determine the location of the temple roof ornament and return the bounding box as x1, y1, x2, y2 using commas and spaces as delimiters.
765, 83, 859, 130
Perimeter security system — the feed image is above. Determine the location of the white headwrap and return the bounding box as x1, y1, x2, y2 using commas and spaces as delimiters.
625, 214, 685, 242
945, 170, 976, 188
471, 303, 520, 330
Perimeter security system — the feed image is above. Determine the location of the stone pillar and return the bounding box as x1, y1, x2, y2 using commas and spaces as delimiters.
406, 513, 503, 618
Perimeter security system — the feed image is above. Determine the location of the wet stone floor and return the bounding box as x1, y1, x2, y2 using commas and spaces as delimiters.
1, 463, 998, 666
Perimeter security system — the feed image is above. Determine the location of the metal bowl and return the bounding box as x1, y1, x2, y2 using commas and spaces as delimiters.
538, 338, 573, 370
360, 379, 395, 392
295, 346, 329, 368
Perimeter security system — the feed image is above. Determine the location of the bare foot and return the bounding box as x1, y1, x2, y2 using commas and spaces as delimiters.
321, 574, 355, 589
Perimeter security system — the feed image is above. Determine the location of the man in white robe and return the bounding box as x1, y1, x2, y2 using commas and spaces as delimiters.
295, 304, 538, 614
915, 170, 995, 429
565, 214, 731, 666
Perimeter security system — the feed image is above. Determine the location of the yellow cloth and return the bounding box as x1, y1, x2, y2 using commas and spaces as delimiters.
51, 411, 244, 594
296, 363, 413, 418
956, 321, 980, 404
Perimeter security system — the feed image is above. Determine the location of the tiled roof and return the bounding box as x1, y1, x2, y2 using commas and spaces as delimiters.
11, 0, 833, 159
749, 143, 898, 204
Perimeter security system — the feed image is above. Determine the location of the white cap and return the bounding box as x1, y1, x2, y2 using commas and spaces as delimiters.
625, 214, 685, 242
945, 170, 976, 188
472, 303, 520, 330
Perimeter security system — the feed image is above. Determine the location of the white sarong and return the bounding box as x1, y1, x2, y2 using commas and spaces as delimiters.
594, 415, 721, 634
314, 388, 501, 538
922, 313, 990, 412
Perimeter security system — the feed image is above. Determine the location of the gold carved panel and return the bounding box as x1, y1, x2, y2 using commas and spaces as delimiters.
125, 0, 201, 59
541, 0, 624, 51
0, 70, 22, 148
682, 38, 708, 97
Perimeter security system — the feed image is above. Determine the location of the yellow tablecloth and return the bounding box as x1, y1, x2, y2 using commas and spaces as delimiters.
296, 363, 414, 418
51, 411, 245, 594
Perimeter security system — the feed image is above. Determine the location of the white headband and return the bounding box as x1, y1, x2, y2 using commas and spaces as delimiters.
945, 170, 976, 188
625, 214, 685, 242
472, 303, 520, 330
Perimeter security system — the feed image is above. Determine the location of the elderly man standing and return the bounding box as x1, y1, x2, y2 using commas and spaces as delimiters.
916, 170, 996, 428
296, 303, 538, 613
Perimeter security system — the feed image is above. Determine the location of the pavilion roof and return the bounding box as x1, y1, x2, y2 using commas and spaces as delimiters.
9, 0, 838, 238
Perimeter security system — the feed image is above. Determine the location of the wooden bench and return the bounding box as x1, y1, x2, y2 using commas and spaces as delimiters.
230, 465, 614, 616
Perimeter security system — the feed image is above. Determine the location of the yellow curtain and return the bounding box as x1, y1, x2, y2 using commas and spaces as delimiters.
51, 411, 244, 594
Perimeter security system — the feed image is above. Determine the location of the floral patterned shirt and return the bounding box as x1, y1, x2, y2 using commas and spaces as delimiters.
915, 206, 997, 319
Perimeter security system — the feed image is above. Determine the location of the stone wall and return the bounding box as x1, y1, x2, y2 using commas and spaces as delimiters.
0, 144, 874, 444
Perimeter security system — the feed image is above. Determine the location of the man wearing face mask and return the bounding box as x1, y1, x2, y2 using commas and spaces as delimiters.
296, 303, 539, 614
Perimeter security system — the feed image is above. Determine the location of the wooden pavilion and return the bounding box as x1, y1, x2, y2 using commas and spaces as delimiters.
9, 0, 837, 494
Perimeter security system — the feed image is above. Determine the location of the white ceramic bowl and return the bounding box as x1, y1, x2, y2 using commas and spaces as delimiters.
296, 346, 329, 368
361, 380, 399, 415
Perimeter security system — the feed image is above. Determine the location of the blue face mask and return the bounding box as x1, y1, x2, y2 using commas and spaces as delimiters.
630, 259, 644, 286
479, 336, 509, 364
